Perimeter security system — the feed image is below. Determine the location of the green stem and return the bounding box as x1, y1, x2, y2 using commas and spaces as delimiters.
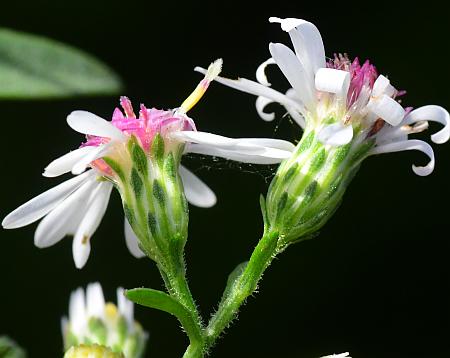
164, 255, 201, 322
158, 256, 205, 357
182, 343, 204, 358
204, 230, 280, 348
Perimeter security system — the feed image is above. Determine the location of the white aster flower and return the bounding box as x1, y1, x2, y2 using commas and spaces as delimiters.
62, 282, 147, 358
2, 59, 295, 268
196, 18, 449, 176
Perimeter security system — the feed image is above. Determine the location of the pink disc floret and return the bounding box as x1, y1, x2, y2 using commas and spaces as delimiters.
83, 96, 196, 151
327, 54, 378, 107
81, 97, 197, 177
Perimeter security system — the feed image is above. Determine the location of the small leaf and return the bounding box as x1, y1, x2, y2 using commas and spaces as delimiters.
0, 28, 123, 99
125, 288, 202, 342
219, 261, 248, 305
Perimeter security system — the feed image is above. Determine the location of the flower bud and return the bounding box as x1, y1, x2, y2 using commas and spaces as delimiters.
106, 133, 189, 266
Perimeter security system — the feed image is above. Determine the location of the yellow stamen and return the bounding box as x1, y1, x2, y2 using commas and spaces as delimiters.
180, 58, 223, 113
104, 302, 118, 319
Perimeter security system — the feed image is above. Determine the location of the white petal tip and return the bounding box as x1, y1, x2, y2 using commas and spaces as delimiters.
71, 167, 87, 175
198, 192, 217, 208
42, 170, 59, 178
34, 238, 52, 249
268, 17, 305, 32
73, 240, 91, 269
412, 165, 433, 176
194, 66, 207, 74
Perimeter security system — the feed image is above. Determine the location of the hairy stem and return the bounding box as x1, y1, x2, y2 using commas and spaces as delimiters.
204, 230, 280, 348
158, 256, 205, 357
182, 342, 204, 358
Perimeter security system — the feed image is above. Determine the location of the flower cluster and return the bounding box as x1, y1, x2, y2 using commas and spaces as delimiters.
1, 15, 448, 358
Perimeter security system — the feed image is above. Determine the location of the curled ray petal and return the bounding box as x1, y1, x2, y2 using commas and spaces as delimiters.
375, 126, 408, 145
44, 146, 98, 177
2, 170, 94, 229
71, 143, 112, 175
370, 139, 435, 176
404, 105, 450, 144
69, 287, 86, 337
67, 110, 125, 140
187, 143, 291, 164
72, 182, 113, 269
269, 42, 316, 111
315, 68, 350, 101
179, 165, 217, 208
124, 218, 146, 258
318, 122, 353, 146
255, 96, 276, 121
286, 106, 306, 128
86, 282, 105, 318
372, 75, 396, 98
234, 138, 296, 152
33, 178, 98, 248
194, 67, 306, 116
369, 94, 405, 126
256, 58, 276, 86
269, 17, 326, 74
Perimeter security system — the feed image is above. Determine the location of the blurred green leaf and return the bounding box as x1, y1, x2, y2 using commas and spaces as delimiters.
0, 336, 27, 358
0, 28, 123, 99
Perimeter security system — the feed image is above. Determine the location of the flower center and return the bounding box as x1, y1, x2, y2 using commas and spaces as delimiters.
327, 53, 379, 108
84, 96, 196, 152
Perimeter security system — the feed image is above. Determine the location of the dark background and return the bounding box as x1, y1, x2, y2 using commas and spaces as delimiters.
1, 1, 449, 357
